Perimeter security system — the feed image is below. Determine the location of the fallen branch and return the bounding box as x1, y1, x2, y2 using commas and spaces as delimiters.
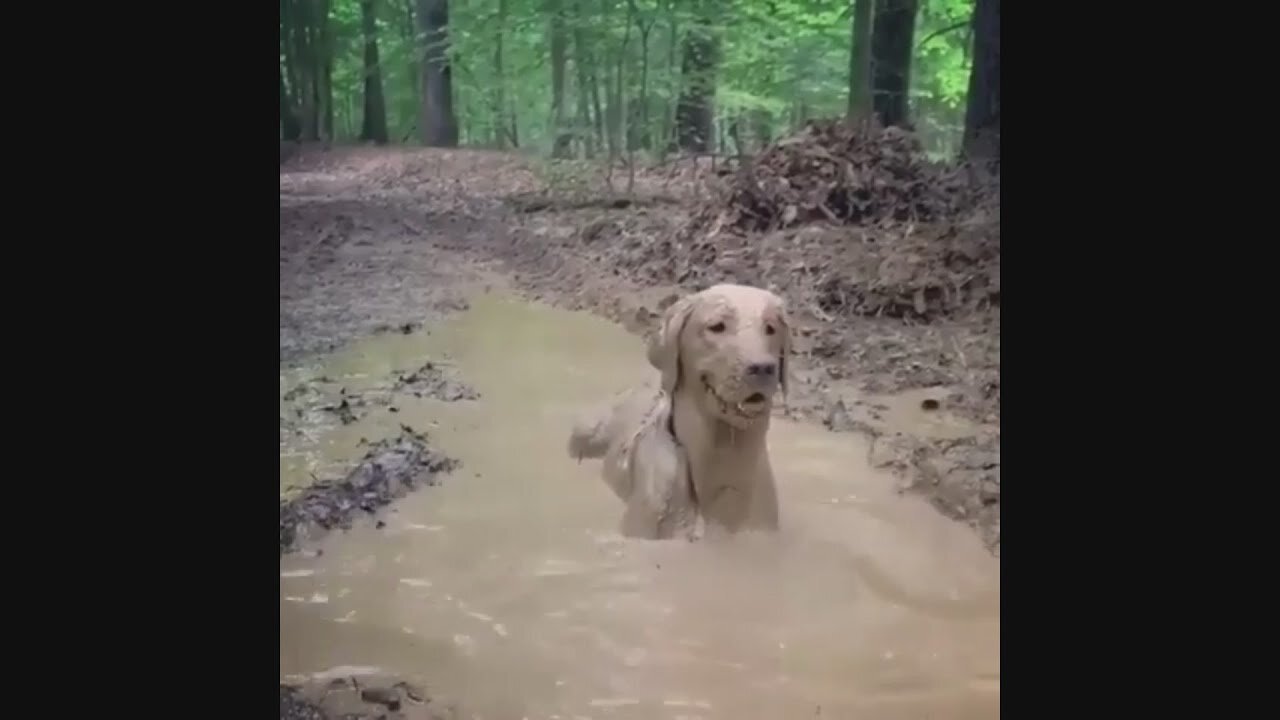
506, 192, 683, 213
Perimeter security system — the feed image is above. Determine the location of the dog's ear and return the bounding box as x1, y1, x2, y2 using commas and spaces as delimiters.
647, 295, 696, 394
776, 300, 793, 403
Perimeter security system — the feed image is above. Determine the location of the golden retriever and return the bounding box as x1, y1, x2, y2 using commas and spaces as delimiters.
569, 284, 791, 539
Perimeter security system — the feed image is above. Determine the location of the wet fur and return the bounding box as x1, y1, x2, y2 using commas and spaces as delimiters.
568, 284, 791, 539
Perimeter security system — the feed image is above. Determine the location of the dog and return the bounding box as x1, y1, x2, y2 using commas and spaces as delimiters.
568, 284, 791, 540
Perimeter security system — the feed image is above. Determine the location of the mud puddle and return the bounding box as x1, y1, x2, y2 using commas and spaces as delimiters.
280, 290, 999, 719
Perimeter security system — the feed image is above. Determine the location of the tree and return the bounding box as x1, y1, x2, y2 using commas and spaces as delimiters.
492, 0, 516, 148
674, 0, 718, 152
277, 0, 980, 154
870, 0, 918, 128
549, 0, 572, 157
320, 0, 335, 139
285, 0, 318, 140
417, 0, 458, 146
281, 64, 301, 141
572, 0, 596, 157
846, 0, 874, 121
962, 0, 998, 161
627, 0, 658, 151
360, 0, 390, 144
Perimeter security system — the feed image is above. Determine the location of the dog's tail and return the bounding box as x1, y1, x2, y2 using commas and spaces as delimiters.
568, 408, 612, 460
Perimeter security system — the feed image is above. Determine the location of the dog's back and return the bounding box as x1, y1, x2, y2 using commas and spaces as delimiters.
568, 384, 666, 500
568, 384, 697, 539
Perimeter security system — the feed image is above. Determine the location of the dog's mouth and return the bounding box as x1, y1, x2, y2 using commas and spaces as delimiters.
702, 376, 771, 420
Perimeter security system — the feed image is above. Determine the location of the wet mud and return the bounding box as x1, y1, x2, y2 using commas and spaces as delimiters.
281, 676, 457, 720
280, 354, 479, 556
280, 426, 458, 553
280, 293, 998, 720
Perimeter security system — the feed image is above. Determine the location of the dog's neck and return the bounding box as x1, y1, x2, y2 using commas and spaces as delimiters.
670, 388, 771, 532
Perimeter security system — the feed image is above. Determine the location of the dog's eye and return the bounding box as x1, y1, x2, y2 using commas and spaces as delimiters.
765, 324, 776, 336
708, 322, 726, 333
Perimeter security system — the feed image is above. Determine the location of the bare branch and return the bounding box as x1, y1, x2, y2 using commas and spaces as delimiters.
916, 20, 969, 50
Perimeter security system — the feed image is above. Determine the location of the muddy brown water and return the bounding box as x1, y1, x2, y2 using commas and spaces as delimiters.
280, 290, 999, 720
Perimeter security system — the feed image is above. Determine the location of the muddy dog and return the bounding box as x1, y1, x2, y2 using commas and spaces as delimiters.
568, 284, 791, 540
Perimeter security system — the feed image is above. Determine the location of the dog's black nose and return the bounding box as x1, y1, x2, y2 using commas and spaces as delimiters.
747, 361, 777, 377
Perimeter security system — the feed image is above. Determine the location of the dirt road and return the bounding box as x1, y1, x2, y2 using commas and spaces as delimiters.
279, 143, 1000, 719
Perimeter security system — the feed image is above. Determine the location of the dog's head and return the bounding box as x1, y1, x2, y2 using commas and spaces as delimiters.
647, 284, 792, 427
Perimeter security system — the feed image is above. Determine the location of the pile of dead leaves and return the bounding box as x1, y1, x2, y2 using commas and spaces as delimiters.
537, 120, 1000, 322
697, 120, 980, 235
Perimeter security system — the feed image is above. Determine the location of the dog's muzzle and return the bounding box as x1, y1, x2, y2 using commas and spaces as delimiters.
702, 376, 772, 421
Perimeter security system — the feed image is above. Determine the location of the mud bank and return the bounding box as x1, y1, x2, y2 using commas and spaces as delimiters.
281, 677, 458, 720
279, 426, 458, 553
280, 352, 480, 554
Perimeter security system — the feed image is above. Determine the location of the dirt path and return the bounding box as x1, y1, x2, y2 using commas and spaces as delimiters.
279, 144, 999, 719
280, 148, 535, 362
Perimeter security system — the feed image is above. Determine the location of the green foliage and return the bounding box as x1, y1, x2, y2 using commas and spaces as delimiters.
285, 0, 975, 155
913, 0, 975, 156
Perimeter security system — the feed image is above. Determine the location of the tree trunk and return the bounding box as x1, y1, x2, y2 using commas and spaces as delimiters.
549, 0, 572, 157
290, 0, 319, 141
661, 3, 678, 152
752, 111, 771, 150
280, 64, 302, 141
870, 0, 917, 128
674, 1, 717, 153
627, 0, 655, 151
572, 6, 595, 158
637, 21, 650, 149
587, 69, 603, 150
360, 0, 390, 144
611, 2, 633, 158
602, 59, 618, 159
402, 0, 420, 111
417, 0, 458, 146
846, 0, 874, 121
281, 0, 303, 140
320, 0, 334, 140
962, 0, 999, 161
492, 0, 507, 148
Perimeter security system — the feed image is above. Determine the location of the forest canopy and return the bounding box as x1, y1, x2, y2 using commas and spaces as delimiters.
280, 0, 998, 162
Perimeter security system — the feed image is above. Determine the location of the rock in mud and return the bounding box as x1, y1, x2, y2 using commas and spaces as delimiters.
979, 477, 1000, 505
824, 399, 854, 431
360, 686, 402, 711
822, 398, 880, 435
394, 682, 427, 704
279, 426, 459, 553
